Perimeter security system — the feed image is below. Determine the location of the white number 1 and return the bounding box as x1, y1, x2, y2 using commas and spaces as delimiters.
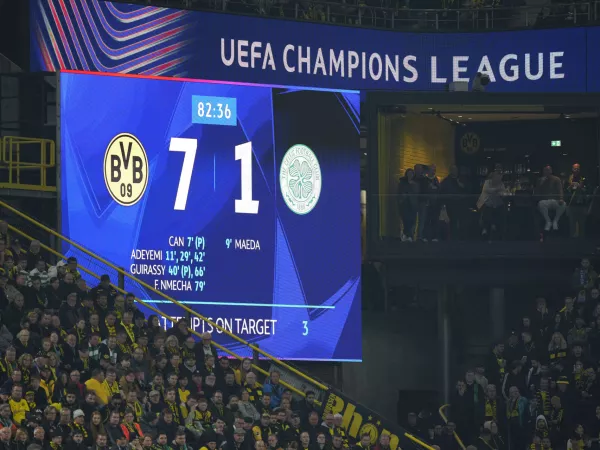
235, 142, 259, 214
169, 138, 259, 214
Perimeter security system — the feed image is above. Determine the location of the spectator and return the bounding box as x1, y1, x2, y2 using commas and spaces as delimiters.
397, 168, 418, 242
572, 258, 598, 292
536, 165, 566, 231
548, 332, 569, 368
476, 170, 507, 240
440, 165, 467, 240
263, 371, 284, 408
506, 386, 528, 450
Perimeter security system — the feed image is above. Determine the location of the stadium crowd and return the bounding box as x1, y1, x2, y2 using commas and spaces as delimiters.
414, 257, 600, 450
0, 224, 361, 450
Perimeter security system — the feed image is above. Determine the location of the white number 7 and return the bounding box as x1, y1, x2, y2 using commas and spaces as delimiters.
169, 138, 197, 211
169, 138, 259, 214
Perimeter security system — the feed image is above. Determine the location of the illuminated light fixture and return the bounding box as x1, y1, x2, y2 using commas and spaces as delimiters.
551, 140, 562, 147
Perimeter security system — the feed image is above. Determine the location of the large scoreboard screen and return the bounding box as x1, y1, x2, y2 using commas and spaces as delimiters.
59, 71, 362, 361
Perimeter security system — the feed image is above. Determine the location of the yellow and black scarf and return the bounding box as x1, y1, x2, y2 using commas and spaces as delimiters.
166, 401, 182, 425
485, 399, 497, 421
103, 380, 120, 397
121, 322, 136, 344
105, 321, 117, 338
0, 358, 16, 377
70, 422, 89, 440
127, 401, 143, 422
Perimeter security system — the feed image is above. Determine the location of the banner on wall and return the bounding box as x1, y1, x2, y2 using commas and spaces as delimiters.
31, 0, 594, 92
320, 387, 408, 450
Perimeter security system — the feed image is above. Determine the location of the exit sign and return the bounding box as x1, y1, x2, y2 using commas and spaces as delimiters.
551, 140, 562, 147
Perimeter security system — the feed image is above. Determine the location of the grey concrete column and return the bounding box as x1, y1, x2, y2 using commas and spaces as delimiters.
490, 287, 505, 343
438, 286, 451, 404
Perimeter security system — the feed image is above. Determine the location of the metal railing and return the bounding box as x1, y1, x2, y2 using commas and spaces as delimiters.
104, 0, 600, 30
0, 199, 437, 450
375, 191, 600, 242
0, 199, 327, 399
439, 404, 467, 450
0, 136, 56, 192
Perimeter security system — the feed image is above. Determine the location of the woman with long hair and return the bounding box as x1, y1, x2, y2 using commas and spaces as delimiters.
13, 428, 28, 450
42, 406, 58, 436
238, 358, 252, 385
164, 336, 180, 357
548, 332, 568, 367
89, 411, 106, 444
147, 315, 165, 342
17, 354, 35, 386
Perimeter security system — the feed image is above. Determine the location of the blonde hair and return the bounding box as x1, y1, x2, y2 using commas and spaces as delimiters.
165, 335, 179, 348
548, 332, 568, 351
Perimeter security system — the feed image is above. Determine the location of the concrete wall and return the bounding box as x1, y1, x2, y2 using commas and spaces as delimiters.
342, 309, 439, 422
379, 113, 456, 238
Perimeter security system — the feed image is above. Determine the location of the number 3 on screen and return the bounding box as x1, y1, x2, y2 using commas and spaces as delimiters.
169, 138, 259, 214
302, 321, 309, 336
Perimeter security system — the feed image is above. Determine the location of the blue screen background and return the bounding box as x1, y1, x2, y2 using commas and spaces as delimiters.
60, 72, 361, 361
32, 0, 593, 92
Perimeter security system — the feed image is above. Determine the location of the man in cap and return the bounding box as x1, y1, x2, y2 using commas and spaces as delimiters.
49, 430, 64, 450
70, 410, 87, 439
222, 428, 247, 450
252, 413, 272, 443
198, 431, 217, 450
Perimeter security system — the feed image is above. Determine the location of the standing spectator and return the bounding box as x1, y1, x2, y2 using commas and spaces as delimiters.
501, 362, 526, 402
532, 297, 551, 346
486, 343, 506, 388
548, 333, 569, 368
506, 386, 528, 450
414, 164, 432, 242
477, 171, 507, 240
572, 258, 598, 293
565, 163, 589, 238
25, 241, 45, 272
424, 164, 441, 242
440, 165, 467, 240
397, 169, 419, 242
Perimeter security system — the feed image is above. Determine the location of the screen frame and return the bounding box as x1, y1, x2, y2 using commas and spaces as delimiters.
56, 70, 362, 361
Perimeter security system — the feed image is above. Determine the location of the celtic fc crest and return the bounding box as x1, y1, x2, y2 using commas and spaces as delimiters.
280, 144, 322, 215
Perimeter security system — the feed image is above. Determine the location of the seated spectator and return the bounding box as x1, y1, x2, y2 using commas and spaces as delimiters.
476, 171, 507, 240
535, 165, 566, 231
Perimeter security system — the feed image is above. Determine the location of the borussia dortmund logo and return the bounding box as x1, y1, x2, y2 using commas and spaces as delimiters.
280, 144, 322, 215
